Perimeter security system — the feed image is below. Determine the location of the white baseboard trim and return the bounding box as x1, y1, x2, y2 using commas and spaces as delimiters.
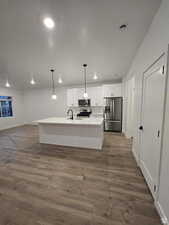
25, 122, 38, 126
132, 148, 139, 166
131, 143, 168, 225
155, 201, 169, 225
0, 123, 25, 131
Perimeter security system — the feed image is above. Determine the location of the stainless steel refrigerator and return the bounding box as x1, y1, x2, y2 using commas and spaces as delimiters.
104, 97, 123, 132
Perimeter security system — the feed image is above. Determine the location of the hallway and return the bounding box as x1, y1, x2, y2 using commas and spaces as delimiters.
0, 126, 161, 225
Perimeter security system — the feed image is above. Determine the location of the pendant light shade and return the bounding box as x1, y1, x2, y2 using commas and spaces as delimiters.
83, 64, 88, 99
50, 69, 57, 100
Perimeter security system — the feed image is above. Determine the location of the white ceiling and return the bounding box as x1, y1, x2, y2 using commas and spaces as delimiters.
0, 0, 161, 89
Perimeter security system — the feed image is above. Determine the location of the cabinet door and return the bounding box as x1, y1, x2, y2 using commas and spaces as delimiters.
113, 84, 122, 96
67, 89, 74, 107
103, 84, 122, 97
77, 88, 84, 100
87, 87, 96, 106
73, 89, 78, 107
67, 89, 78, 107
87, 87, 103, 106
95, 86, 104, 106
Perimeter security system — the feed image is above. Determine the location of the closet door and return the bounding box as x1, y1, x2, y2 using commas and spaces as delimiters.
140, 55, 166, 198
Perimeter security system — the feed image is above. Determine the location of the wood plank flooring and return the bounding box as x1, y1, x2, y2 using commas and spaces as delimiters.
0, 125, 162, 225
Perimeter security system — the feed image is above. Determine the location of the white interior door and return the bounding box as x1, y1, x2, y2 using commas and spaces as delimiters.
140, 55, 166, 198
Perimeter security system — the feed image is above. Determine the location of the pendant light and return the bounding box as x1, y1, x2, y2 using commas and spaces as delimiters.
30, 74, 36, 85
83, 64, 88, 99
30, 78, 36, 85
29, 72, 36, 85
50, 69, 57, 100
58, 77, 63, 84
5, 79, 11, 88
93, 72, 98, 80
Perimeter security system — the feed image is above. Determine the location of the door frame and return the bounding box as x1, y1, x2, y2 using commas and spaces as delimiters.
139, 50, 169, 199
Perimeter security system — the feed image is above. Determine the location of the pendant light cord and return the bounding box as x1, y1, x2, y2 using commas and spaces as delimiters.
83, 64, 87, 93
84, 67, 86, 93
51, 69, 55, 94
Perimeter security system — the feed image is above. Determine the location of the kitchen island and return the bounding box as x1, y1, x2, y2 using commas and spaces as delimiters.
37, 117, 104, 150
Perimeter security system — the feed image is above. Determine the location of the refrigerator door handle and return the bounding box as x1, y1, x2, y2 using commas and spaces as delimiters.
112, 99, 115, 120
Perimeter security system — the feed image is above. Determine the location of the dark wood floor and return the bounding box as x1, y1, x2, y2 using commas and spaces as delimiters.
0, 125, 161, 225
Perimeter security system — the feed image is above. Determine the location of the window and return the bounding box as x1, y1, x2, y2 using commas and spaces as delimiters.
0, 96, 13, 117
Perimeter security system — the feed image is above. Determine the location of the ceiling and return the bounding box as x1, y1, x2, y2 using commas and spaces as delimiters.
0, 0, 161, 90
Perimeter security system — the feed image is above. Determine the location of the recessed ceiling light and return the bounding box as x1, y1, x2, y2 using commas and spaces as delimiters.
43, 17, 55, 29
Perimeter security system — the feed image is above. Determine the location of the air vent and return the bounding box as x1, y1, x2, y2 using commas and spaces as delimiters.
119, 24, 128, 31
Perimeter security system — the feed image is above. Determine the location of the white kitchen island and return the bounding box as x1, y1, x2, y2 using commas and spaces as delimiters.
37, 117, 104, 150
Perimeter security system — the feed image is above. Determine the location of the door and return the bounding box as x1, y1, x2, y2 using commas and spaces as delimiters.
140, 55, 166, 198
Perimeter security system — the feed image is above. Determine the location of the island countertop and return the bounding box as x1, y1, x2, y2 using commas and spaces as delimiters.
37, 117, 104, 126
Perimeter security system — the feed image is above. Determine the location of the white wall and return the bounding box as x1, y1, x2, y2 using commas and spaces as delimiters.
0, 86, 24, 130
123, 0, 169, 222
23, 88, 67, 124
123, 77, 135, 138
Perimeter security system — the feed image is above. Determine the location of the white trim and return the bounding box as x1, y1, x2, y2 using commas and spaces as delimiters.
0, 123, 25, 131
155, 201, 169, 225
132, 147, 139, 166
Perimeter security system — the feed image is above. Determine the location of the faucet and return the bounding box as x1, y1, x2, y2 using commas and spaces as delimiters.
67, 109, 74, 120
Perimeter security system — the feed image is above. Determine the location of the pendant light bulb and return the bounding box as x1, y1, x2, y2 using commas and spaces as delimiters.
30, 78, 36, 85
58, 77, 63, 84
51, 94, 57, 100
93, 73, 98, 80
5, 80, 11, 88
83, 92, 88, 99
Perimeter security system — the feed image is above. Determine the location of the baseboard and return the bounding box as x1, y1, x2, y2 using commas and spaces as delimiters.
25, 121, 38, 126
132, 147, 139, 166
155, 201, 169, 225
0, 123, 25, 131
131, 144, 169, 225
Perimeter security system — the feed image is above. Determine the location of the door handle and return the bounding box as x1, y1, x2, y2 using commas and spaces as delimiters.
139, 126, 143, 130
157, 130, 160, 138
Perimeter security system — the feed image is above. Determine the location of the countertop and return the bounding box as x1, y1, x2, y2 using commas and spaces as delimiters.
37, 117, 104, 126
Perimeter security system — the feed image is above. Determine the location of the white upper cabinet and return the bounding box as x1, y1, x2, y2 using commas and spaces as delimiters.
67, 88, 78, 107
67, 83, 122, 107
88, 86, 103, 106
103, 84, 122, 97
76, 88, 84, 99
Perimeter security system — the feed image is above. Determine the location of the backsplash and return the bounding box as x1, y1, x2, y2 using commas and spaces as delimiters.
70, 106, 104, 117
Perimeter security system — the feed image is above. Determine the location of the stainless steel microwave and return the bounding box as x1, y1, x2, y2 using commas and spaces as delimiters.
78, 99, 91, 107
